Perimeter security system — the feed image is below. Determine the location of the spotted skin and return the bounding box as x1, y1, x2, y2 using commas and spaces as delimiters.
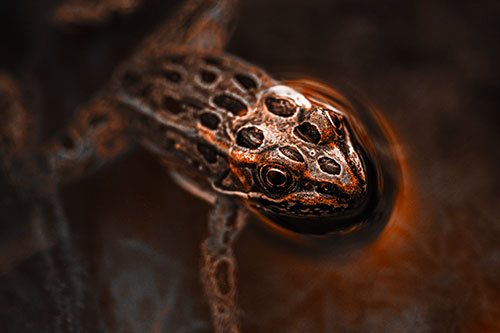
106, 49, 369, 224
49, 1, 370, 223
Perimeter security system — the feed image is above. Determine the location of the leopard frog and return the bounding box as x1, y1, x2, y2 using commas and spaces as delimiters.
0, 0, 399, 331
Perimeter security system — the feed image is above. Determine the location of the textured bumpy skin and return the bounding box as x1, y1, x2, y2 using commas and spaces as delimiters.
47, 48, 370, 231
115, 48, 369, 221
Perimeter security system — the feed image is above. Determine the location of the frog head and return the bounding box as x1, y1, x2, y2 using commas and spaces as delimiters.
216, 83, 373, 235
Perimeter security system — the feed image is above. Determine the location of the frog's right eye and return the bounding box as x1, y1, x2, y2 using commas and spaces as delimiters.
258, 164, 294, 194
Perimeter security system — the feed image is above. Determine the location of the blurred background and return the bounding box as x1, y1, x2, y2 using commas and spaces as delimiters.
0, 0, 499, 331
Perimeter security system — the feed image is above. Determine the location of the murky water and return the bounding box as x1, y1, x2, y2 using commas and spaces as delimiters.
1, 0, 499, 331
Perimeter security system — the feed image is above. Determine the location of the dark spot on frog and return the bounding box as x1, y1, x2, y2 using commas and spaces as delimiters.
200, 112, 220, 130
279, 146, 304, 162
89, 113, 109, 128
190, 159, 202, 171
224, 210, 237, 228
162, 96, 184, 114
203, 56, 223, 66
200, 70, 217, 83
160, 137, 175, 151
318, 156, 341, 175
316, 182, 350, 201
236, 126, 264, 149
139, 84, 159, 108
234, 74, 257, 90
122, 70, 141, 88
197, 142, 218, 163
214, 259, 232, 296
216, 306, 226, 314
139, 83, 153, 98
164, 55, 185, 64
213, 94, 247, 115
162, 70, 181, 83
294, 122, 321, 144
265, 97, 296, 117
61, 133, 75, 150
181, 97, 204, 110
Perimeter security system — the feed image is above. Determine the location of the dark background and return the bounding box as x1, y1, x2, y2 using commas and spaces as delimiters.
1, 0, 499, 331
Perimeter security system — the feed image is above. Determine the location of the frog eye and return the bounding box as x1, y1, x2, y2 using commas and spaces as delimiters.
266, 168, 287, 186
258, 164, 294, 194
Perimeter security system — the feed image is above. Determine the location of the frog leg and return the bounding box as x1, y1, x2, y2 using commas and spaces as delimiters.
201, 196, 247, 333
1, 72, 134, 329
43, 94, 131, 181
137, 0, 239, 57
1, 71, 131, 183
52, 0, 144, 26
41, 0, 242, 178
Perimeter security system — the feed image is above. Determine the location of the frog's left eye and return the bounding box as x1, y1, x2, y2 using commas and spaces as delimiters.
266, 168, 287, 186
258, 164, 294, 194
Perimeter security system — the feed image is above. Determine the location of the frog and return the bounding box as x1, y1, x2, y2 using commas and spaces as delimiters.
0, 0, 392, 332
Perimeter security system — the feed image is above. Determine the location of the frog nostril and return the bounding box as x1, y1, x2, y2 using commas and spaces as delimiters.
317, 182, 335, 195
294, 122, 321, 144
265, 97, 297, 117
318, 156, 341, 175
236, 126, 264, 149
328, 111, 345, 137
